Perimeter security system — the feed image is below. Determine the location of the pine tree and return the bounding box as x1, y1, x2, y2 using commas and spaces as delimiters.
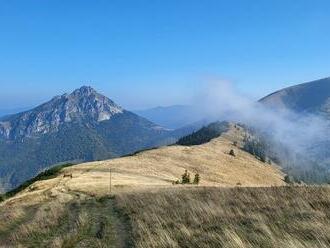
181, 170, 191, 184
229, 149, 236, 157
193, 173, 200, 184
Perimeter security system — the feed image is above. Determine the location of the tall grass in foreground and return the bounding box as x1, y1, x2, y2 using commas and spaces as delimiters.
116, 186, 330, 248
2, 186, 330, 247
0, 197, 128, 247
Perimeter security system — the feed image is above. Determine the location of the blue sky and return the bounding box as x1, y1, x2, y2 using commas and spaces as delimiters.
0, 0, 330, 109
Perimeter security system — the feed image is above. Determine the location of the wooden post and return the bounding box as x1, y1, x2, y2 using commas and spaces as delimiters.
109, 167, 112, 194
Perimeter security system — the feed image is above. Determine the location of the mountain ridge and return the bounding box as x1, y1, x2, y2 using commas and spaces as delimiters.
258, 77, 330, 183
259, 77, 330, 116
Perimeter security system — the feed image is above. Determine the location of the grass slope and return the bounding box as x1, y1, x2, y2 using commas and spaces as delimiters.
117, 186, 330, 248
2, 184, 330, 247
0, 195, 132, 247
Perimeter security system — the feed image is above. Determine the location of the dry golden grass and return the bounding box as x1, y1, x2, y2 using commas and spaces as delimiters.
0, 187, 131, 247
60, 124, 284, 196
116, 186, 330, 248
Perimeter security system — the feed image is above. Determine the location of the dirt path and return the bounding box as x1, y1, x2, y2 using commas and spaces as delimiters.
62, 164, 134, 247
107, 197, 134, 248
53, 182, 134, 247
52, 186, 134, 247
60, 167, 134, 247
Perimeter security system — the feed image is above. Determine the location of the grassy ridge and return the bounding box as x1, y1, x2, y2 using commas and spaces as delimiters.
116, 186, 330, 248
0, 163, 74, 202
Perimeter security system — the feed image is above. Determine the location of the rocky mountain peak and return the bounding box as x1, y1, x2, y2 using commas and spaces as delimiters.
0, 86, 124, 139
71, 86, 97, 97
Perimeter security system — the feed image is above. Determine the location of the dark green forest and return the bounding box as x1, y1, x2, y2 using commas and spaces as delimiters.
177, 121, 229, 146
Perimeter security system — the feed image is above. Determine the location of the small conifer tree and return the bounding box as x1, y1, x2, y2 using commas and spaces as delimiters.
229, 149, 236, 156
181, 170, 191, 184
193, 173, 200, 184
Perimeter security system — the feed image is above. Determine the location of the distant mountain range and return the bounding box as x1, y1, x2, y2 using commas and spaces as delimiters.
133, 105, 204, 129
0, 86, 197, 192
